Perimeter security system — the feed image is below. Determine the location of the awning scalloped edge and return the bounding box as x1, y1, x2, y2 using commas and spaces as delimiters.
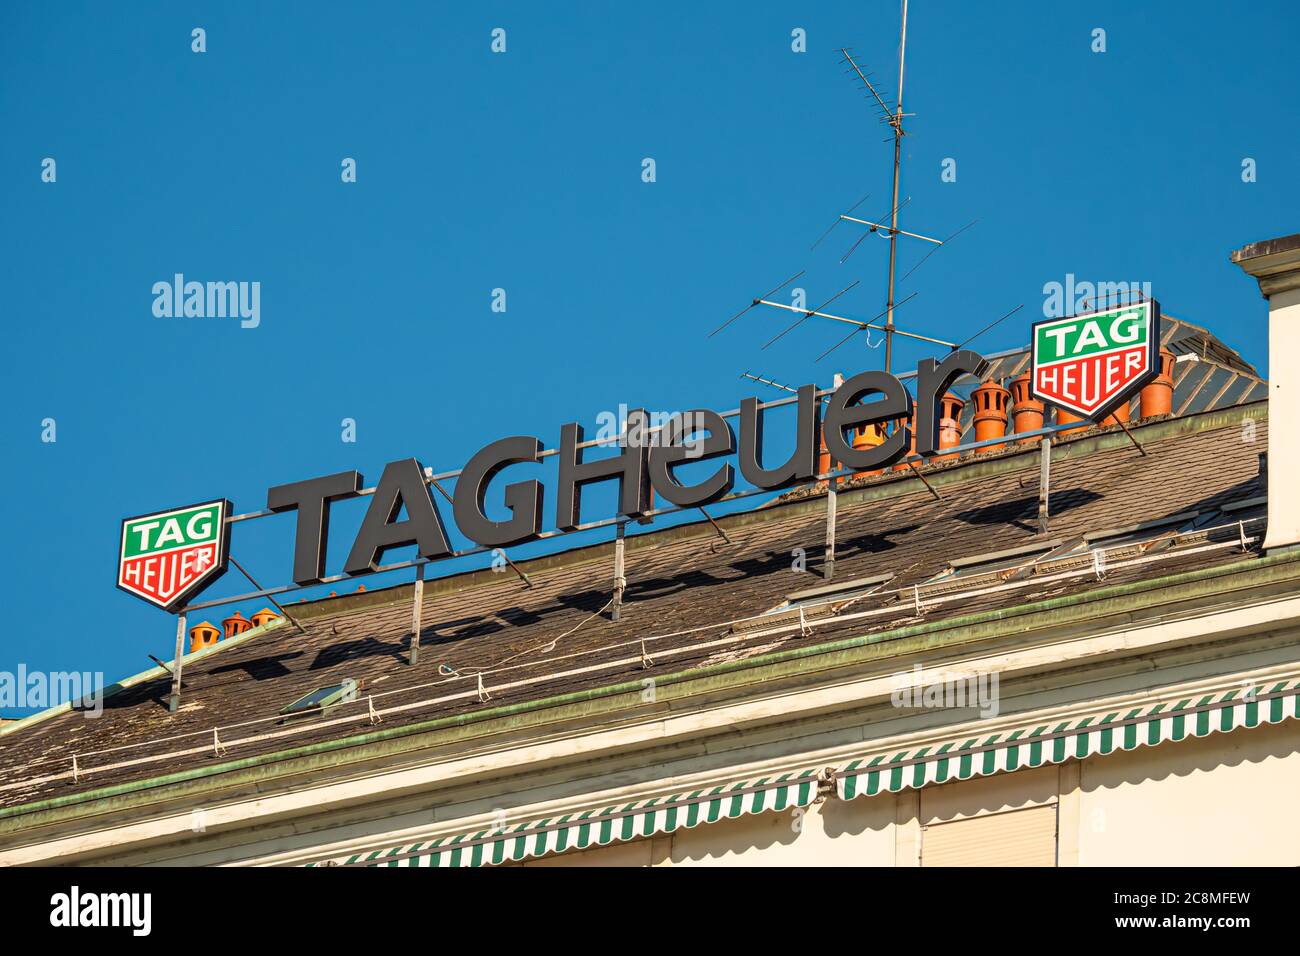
312, 770, 823, 868
836, 679, 1300, 799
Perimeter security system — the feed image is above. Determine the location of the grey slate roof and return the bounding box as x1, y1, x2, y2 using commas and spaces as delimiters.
0, 398, 1270, 815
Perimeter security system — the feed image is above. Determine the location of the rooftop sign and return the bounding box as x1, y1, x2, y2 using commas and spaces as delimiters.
117, 500, 231, 611
1030, 300, 1161, 420
116, 349, 992, 611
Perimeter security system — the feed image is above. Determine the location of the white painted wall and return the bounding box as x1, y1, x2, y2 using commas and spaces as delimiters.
1264, 286, 1300, 548
667, 794, 895, 866
1077, 720, 1300, 866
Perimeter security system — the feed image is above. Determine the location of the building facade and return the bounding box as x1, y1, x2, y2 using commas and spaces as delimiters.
2, 237, 1299, 868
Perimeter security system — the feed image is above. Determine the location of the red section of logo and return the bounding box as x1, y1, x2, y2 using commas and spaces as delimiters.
118, 543, 219, 607
1034, 346, 1148, 416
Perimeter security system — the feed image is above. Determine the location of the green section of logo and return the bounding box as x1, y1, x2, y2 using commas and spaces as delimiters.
1034, 305, 1149, 364
122, 504, 222, 558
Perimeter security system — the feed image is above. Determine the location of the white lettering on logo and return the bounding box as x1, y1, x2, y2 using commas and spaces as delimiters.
186, 510, 213, 540
154, 518, 184, 548
1074, 320, 1106, 353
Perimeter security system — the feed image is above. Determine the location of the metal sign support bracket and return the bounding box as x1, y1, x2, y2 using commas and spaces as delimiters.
612, 522, 627, 621
1038, 437, 1052, 535
824, 488, 838, 580
168, 612, 186, 713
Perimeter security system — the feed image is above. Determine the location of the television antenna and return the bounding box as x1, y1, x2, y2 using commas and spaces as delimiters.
714, 0, 984, 373
839, 0, 933, 373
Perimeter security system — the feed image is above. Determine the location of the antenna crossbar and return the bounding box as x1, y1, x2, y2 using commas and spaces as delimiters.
755, 298, 954, 348
838, 215, 942, 245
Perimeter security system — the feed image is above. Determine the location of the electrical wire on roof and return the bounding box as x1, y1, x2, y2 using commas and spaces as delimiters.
473, 596, 615, 672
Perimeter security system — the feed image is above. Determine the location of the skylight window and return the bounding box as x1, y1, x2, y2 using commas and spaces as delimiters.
928, 540, 1063, 584
733, 574, 895, 635
1080, 511, 1202, 549
280, 678, 358, 716
772, 573, 897, 613
1007, 506, 1263, 580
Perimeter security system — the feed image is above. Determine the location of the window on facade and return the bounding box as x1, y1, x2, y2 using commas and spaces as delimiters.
921, 804, 1058, 867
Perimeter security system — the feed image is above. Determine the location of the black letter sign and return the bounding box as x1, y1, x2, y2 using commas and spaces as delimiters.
822, 371, 912, 471
344, 458, 452, 574
647, 409, 736, 507
453, 436, 545, 547
267, 471, 363, 585
738, 383, 821, 490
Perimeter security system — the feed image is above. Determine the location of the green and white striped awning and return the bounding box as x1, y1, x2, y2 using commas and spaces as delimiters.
307, 680, 1299, 868
836, 678, 1300, 800
317, 769, 821, 868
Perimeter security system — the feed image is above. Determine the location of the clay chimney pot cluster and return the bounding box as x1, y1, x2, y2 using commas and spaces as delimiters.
812, 343, 1175, 488
189, 607, 280, 654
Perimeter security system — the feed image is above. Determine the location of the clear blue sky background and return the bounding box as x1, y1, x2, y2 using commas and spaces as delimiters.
3, 1, 1297, 714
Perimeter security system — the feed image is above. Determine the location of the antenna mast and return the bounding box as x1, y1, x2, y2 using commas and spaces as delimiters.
883, 0, 909, 373
839, 0, 925, 374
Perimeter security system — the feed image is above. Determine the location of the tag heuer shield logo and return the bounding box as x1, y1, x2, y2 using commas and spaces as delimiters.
1030, 299, 1161, 420
117, 500, 231, 611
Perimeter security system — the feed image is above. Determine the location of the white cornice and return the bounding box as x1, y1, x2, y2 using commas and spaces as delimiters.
1233, 237, 1300, 297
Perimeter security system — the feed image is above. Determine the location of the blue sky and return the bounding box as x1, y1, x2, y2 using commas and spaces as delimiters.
3, 1, 1297, 714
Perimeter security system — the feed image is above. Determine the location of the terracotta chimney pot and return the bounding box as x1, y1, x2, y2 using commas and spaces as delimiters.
1054, 407, 1090, 437
221, 610, 252, 640
934, 393, 965, 461
1139, 348, 1176, 419
850, 421, 888, 477
189, 621, 222, 654
971, 380, 1010, 452
1009, 372, 1044, 442
1100, 399, 1132, 427
249, 608, 280, 629
817, 433, 834, 489
892, 401, 919, 471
